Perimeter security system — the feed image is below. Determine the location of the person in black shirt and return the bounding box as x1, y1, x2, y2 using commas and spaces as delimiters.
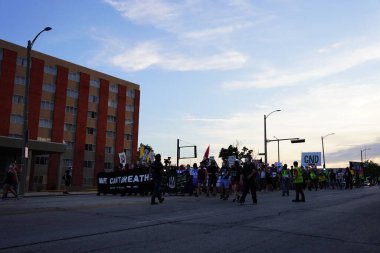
2, 164, 18, 199
206, 160, 218, 197
239, 157, 257, 205
231, 161, 242, 202
151, 154, 165, 205
62, 167, 72, 194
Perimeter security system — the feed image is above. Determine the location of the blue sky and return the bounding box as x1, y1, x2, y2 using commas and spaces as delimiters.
1, 0, 380, 167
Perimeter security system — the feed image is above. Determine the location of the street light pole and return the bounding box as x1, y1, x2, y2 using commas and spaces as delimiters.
264, 109, 281, 164
273, 136, 280, 163
20, 27, 52, 195
360, 147, 371, 163
321, 133, 335, 169
266, 137, 304, 164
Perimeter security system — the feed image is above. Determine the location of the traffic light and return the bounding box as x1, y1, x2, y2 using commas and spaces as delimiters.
291, 139, 305, 143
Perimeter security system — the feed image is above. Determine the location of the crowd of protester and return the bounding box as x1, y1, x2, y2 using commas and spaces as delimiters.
2, 155, 377, 201
114, 155, 378, 205
183, 158, 380, 203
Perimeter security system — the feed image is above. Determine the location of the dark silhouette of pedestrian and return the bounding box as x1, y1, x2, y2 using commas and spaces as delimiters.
63, 167, 72, 194
239, 157, 257, 205
151, 154, 165, 205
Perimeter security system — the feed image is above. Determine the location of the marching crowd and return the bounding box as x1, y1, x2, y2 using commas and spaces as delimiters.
2, 154, 377, 202
159, 156, 375, 205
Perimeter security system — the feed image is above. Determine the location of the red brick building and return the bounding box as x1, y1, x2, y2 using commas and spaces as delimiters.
0, 39, 140, 191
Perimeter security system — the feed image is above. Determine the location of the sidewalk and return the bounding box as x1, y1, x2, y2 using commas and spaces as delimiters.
1, 190, 98, 198
27, 191, 97, 197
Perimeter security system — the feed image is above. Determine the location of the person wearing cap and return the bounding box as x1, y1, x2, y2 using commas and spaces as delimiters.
150, 154, 165, 205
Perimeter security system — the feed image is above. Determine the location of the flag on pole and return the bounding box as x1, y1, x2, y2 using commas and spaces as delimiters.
203, 145, 210, 161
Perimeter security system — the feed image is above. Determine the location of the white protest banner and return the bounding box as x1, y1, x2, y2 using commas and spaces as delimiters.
119, 152, 127, 166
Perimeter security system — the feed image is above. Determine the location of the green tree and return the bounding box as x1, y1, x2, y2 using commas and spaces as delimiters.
218, 145, 254, 161
363, 160, 380, 178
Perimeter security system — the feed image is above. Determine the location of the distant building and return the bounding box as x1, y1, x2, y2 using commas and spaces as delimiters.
0, 39, 140, 191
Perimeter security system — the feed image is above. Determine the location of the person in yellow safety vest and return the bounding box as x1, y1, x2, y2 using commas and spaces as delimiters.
308, 167, 318, 191
292, 161, 305, 202
281, 164, 290, 196
319, 171, 327, 189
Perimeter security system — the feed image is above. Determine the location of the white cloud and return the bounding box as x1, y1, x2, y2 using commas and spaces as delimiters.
106, 40, 247, 71
109, 42, 162, 71
223, 41, 380, 89
181, 23, 251, 40
317, 42, 343, 54
101, 0, 263, 71
104, 0, 183, 33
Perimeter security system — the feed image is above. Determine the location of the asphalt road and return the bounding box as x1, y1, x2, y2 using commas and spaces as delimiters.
0, 186, 379, 253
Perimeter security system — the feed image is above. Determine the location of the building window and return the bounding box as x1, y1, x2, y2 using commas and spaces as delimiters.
126, 89, 135, 98
88, 95, 99, 103
106, 131, 116, 139
105, 146, 114, 154
16, 57, 27, 67
10, 114, 23, 124
15, 76, 26, 85
39, 119, 52, 128
41, 101, 54, 111
124, 149, 131, 156
67, 89, 78, 99
125, 119, 133, 125
87, 111, 97, 119
90, 79, 100, 88
0, 48, 3, 61
12, 95, 25, 104
35, 156, 49, 165
85, 144, 96, 152
65, 141, 75, 149
68, 72, 80, 82
126, 104, 134, 112
63, 159, 73, 167
44, 65, 57, 75
83, 160, 94, 168
108, 100, 117, 108
65, 106, 77, 115
109, 83, 118, 93
86, 127, 97, 135
124, 134, 133, 141
104, 162, 113, 170
43, 83, 56, 93
64, 123, 76, 132
107, 115, 117, 123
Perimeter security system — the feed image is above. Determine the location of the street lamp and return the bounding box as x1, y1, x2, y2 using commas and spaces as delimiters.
321, 133, 335, 169
20, 27, 52, 195
361, 146, 371, 163
264, 109, 281, 164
